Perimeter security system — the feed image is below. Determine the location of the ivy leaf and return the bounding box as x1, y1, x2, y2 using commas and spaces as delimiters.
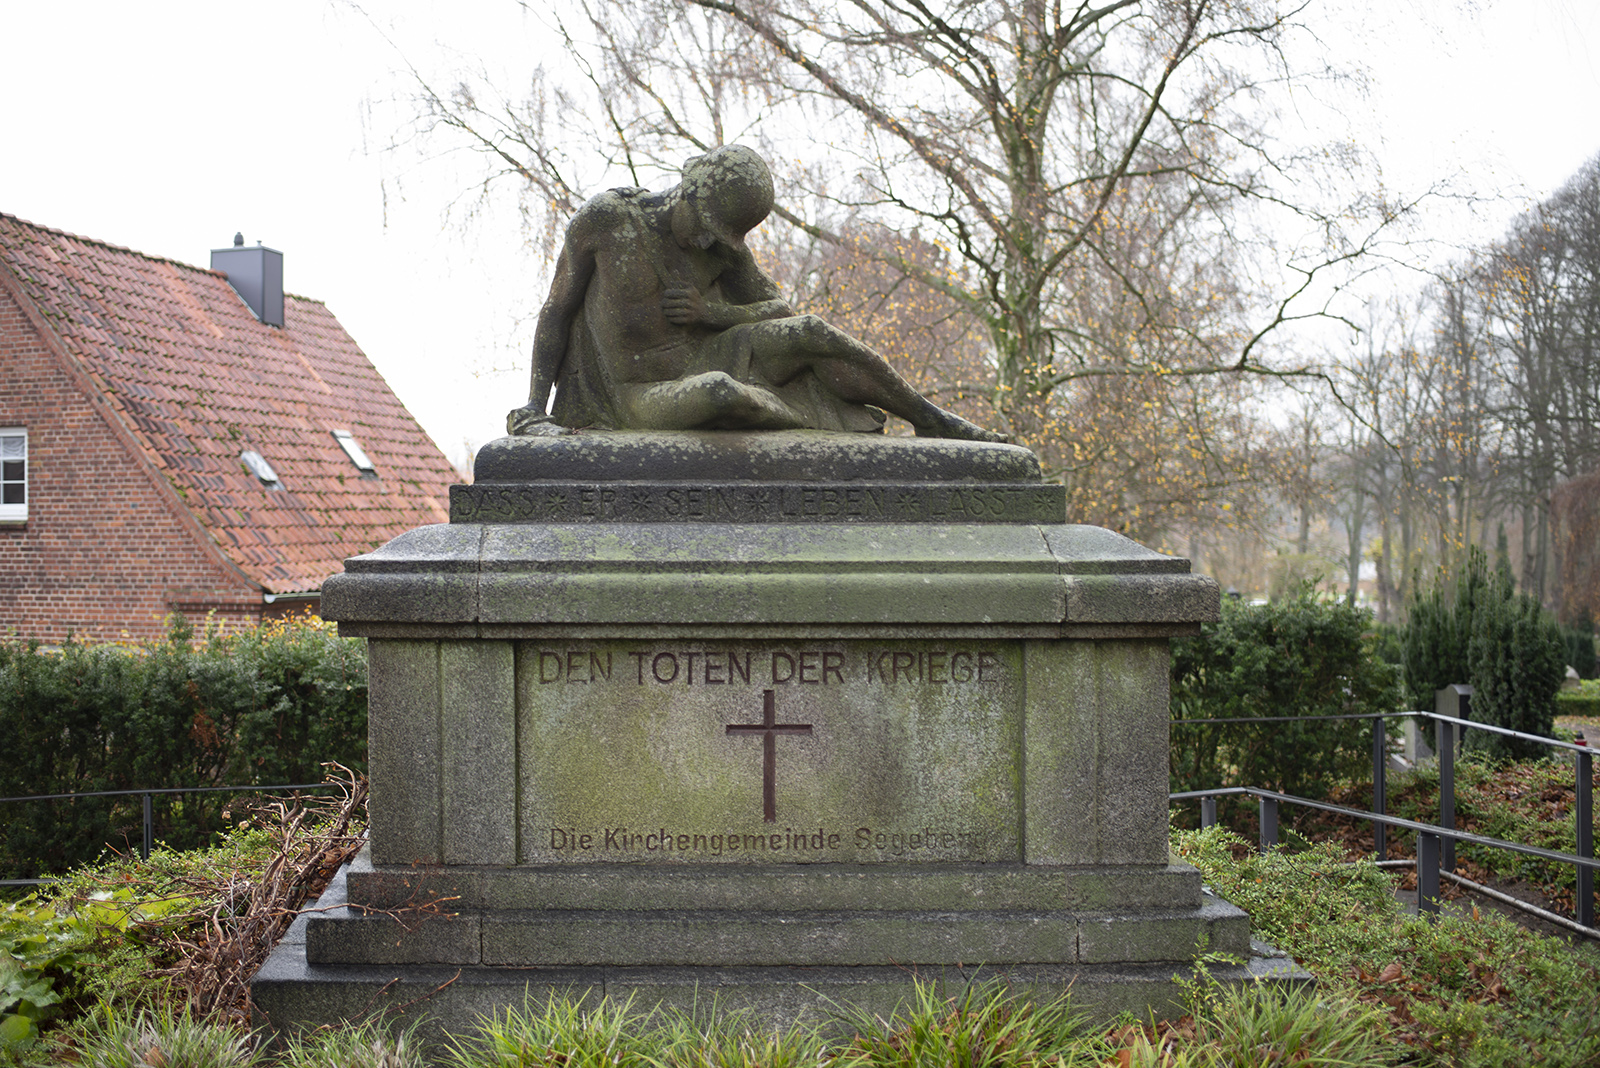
0, 1012, 35, 1049
14, 979, 61, 1011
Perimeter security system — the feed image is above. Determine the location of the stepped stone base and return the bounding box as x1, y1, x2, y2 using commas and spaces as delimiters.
255, 863, 1306, 1044
302, 848, 1250, 970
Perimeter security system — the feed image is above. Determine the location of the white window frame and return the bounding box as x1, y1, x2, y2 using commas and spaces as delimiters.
332, 429, 378, 474
0, 427, 26, 523
240, 449, 282, 488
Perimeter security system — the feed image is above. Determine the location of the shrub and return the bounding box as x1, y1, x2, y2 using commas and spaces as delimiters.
1170, 586, 1402, 807
1401, 551, 1569, 759
1465, 568, 1566, 760
1369, 621, 1405, 669
1561, 613, 1597, 679
1557, 679, 1600, 720
1402, 547, 1493, 711
0, 614, 366, 879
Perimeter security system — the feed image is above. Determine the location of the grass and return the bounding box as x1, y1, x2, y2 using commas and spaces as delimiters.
1174, 826, 1600, 1066
23, 981, 1401, 1068
50, 1007, 424, 1067
7, 770, 1599, 1066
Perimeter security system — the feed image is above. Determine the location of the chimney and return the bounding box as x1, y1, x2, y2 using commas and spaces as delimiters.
210, 234, 284, 327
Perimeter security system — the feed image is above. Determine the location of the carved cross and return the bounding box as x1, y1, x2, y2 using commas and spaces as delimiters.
725, 689, 813, 822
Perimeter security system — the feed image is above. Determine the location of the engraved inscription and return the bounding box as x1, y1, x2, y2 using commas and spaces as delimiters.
531, 647, 1003, 686
548, 826, 847, 855
516, 640, 1023, 864
541, 824, 984, 856
865, 649, 1001, 684
450, 481, 1067, 524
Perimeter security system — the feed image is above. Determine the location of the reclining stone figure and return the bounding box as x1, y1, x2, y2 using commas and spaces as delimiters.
507, 145, 1007, 442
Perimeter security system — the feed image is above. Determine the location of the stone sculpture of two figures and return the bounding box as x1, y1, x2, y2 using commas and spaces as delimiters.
505, 145, 1007, 443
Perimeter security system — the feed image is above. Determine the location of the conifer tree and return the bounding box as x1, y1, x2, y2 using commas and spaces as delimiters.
1402, 548, 1566, 758
1402, 547, 1490, 710
1466, 560, 1566, 760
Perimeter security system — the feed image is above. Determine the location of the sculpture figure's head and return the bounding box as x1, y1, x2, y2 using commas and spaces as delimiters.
674, 145, 775, 251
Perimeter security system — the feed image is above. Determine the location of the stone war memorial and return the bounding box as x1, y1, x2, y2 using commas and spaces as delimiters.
253, 146, 1294, 1038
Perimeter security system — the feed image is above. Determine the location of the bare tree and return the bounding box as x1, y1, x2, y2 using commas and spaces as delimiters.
1331, 296, 1435, 622
1312, 155, 1600, 622
394, 0, 1405, 448
1482, 157, 1600, 611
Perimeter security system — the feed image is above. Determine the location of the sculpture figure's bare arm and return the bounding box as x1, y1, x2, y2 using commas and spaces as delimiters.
661, 247, 793, 329
509, 214, 598, 434
531, 225, 599, 411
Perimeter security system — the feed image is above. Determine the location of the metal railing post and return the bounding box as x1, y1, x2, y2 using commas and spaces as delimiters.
1372, 715, 1387, 860
141, 793, 153, 861
1200, 796, 1218, 829
1418, 831, 1441, 918
1578, 747, 1594, 929
1259, 795, 1279, 854
1436, 715, 1457, 873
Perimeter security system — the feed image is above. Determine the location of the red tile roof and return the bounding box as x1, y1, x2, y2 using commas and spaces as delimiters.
0, 214, 458, 594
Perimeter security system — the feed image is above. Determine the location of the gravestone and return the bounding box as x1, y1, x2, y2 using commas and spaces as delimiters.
253, 430, 1291, 1037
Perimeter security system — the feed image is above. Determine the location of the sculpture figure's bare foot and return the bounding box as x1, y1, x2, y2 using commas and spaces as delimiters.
915, 408, 1012, 443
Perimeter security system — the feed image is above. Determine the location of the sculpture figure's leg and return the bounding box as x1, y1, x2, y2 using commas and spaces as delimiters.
618, 372, 810, 431
746, 316, 1009, 442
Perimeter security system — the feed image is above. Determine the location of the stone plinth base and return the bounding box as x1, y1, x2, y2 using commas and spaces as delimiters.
255, 863, 1305, 1044
304, 847, 1248, 969
257, 430, 1294, 1044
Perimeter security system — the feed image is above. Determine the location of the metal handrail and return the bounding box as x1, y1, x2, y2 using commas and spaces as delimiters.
1174, 709, 1593, 752
1171, 701, 1595, 928
0, 782, 331, 804
1170, 786, 1600, 871
0, 781, 339, 885
1171, 785, 1598, 933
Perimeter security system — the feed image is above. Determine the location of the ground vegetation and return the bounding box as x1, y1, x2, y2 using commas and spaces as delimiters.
0, 615, 368, 879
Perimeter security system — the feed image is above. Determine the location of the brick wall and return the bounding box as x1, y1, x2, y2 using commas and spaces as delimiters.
0, 282, 261, 642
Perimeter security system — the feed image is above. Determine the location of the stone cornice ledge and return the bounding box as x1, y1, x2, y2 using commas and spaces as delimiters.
322, 522, 1220, 635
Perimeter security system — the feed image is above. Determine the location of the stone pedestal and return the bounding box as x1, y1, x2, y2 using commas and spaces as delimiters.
254, 431, 1292, 1037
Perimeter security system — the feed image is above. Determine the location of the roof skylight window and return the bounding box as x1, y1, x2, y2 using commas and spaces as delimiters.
332, 429, 378, 477
241, 449, 282, 488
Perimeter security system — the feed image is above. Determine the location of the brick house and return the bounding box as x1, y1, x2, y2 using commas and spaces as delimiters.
0, 214, 460, 642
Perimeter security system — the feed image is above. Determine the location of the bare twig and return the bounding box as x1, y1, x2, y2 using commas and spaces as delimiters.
131, 764, 373, 1024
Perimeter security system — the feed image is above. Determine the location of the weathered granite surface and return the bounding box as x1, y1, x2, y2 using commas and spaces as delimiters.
475, 430, 1042, 483
322, 522, 1213, 633
260, 867, 1304, 1050
350, 636, 1175, 870
255, 431, 1283, 1049
461, 432, 1057, 523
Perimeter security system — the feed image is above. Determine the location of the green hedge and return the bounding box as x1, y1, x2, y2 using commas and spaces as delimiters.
1465, 571, 1566, 760
0, 615, 366, 879
1563, 618, 1597, 679
1170, 587, 1402, 815
1558, 680, 1600, 720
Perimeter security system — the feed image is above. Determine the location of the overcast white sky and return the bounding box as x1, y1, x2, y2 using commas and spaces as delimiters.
3, 1, 1597, 472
